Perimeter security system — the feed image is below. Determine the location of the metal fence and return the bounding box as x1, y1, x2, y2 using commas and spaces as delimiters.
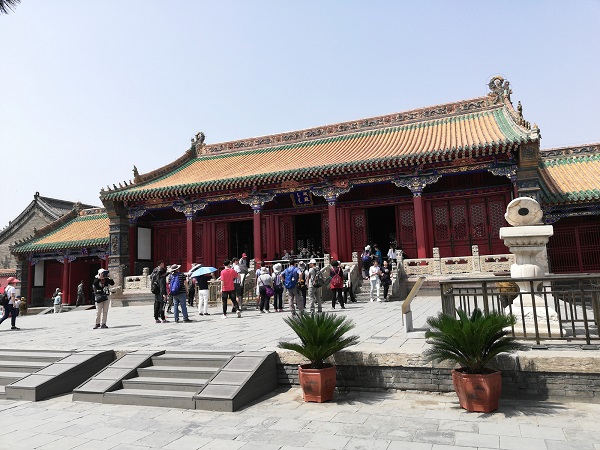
440, 274, 600, 345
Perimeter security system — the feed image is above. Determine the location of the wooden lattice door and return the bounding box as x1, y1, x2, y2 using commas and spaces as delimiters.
350, 209, 367, 254
279, 216, 294, 255
215, 222, 229, 265
154, 224, 186, 265
396, 205, 417, 259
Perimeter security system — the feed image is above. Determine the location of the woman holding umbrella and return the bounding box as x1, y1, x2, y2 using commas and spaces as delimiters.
190, 265, 218, 316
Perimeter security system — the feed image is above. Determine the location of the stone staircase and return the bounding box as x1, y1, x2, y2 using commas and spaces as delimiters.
0, 350, 72, 399
75, 350, 278, 411
0, 350, 115, 401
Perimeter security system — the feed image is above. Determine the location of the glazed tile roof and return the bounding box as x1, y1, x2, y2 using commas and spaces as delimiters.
540, 143, 600, 205
103, 81, 538, 202
12, 211, 109, 253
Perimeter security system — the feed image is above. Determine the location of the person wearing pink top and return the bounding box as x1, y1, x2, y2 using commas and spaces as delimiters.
220, 259, 241, 318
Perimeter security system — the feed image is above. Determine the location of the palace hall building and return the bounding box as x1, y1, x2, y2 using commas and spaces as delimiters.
10, 77, 600, 304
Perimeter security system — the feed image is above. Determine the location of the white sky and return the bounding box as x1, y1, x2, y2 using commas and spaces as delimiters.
1, 0, 599, 230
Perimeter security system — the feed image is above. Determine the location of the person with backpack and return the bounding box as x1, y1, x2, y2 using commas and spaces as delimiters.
272, 263, 284, 312
0, 276, 21, 330
329, 260, 345, 309
92, 269, 114, 329
150, 260, 168, 323
53, 288, 63, 314
368, 259, 382, 302
307, 259, 323, 314
361, 246, 372, 279
297, 261, 308, 309
168, 264, 192, 323
282, 259, 303, 315
220, 259, 241, 318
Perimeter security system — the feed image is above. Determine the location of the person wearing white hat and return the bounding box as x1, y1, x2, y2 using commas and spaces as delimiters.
0, 276, 21, 330
272, 263, 284, 312
92, 268, 114, 329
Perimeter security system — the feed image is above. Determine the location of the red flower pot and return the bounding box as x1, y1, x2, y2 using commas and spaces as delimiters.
451, 368, 502, 413
298, 364, 337, 402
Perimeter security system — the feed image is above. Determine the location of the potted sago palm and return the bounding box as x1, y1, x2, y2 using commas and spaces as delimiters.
278, 312, 359, 402
424, 308, 522, 413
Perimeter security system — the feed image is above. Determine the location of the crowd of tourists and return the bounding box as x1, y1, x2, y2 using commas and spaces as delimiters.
0, 243, 399, 331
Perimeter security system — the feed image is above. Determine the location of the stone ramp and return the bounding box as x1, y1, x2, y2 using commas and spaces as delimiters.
73, 350, 278, 411
0, 349, 115, 401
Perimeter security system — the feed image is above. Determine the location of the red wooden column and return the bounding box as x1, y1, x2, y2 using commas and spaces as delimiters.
27, 260, 33, 305
128, 225, 136, 276
61, 257, 69, 305
328, 203, 340, 262
186, 219, 195, 271
413, 195, 427, 258
253, 210, 262, 264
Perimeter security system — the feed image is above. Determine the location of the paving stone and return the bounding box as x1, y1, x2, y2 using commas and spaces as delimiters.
387, 442, 433, 450
304, 433, 351, 449
414, 430, 456, 445
343, 437, 392, 450
454, 431, 499, 448
520, 424, 566, 441
499, 435, 547, 450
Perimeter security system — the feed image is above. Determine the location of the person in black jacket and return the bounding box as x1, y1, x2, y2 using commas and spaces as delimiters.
92, 268, 115, 329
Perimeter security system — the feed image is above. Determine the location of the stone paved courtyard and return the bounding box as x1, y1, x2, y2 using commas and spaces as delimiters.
0, 297, 599, 449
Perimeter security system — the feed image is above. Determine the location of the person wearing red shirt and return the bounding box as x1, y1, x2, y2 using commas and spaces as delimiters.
220, 259, 241, 318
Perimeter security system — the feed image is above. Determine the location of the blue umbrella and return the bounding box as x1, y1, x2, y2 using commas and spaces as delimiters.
190, 266, 218, 278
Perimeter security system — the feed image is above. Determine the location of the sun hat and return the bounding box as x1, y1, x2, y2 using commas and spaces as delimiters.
96, 268, 109, 278
6, 277, 20, 284
242, 253, 247, 258
273, 263, 282, 273
167, 264, 181, 273
309, 259, 317, 265
261, 266, 268, 273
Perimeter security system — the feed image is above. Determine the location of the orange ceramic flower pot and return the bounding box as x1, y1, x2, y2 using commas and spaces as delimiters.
298, 364, 337, 402
451, 368, 502, 413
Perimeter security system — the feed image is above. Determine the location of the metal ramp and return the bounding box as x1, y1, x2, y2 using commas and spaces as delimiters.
73, 350, 278, 412
0, 349, 115, 401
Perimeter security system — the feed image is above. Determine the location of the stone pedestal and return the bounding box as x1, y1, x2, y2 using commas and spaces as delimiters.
500, 197, 561, 338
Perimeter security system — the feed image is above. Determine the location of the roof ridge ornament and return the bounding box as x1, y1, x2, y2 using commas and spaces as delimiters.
488, 76, 512, 104
191, 131, 206, 155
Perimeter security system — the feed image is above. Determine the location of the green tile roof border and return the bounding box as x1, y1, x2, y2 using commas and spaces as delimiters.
103, 107, 534, 202
12, 213, 109, 253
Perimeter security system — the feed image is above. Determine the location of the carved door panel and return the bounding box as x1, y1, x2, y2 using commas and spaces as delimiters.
321, 213, 330, 255
488, 195, 509, 254
450, 201, 470, 256
431, 202, 452, 257
548, 218, 600, 273
350, 209, 367, 254
193, 222, 204, 264
279, 216, 294, 256
396, 204, 417, 259
469, 199, 488, 253
215, 222, 229, 265
154, 224, 186, 265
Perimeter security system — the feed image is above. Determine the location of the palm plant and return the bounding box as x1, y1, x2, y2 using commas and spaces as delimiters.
278, 312, 359, 369
0, 0, 20, 14
424, 308, 522, 374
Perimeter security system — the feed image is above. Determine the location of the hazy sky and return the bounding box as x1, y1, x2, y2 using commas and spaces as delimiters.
1, 1, 599, 231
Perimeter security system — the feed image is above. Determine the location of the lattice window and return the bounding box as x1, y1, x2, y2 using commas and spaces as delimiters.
470, 203, 486, 238
194, 223, 203, 260
433, 206, 449, 241
351, 213, 365, 249
280, 218, 293, 253
488, 201, 506, 237
400, 210, 415, 243
579, 225, 600, 272
451, 204, 468, 240
216, 224, 227, 256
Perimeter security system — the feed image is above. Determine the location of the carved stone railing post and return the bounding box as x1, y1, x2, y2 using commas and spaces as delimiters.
352, 252, 358, 264
471, 245, 481, 273
432, 247, 442, 275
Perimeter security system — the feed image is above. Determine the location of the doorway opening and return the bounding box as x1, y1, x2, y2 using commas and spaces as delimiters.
294, 213, 322, 255
230, 220, 253, 259
367, 205, 396, 258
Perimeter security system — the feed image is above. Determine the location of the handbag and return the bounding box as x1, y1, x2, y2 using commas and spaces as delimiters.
95, 293, 108, 303
265, 286, 274, 298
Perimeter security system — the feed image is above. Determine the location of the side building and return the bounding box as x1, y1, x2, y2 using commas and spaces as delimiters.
0, 193, 96, 292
